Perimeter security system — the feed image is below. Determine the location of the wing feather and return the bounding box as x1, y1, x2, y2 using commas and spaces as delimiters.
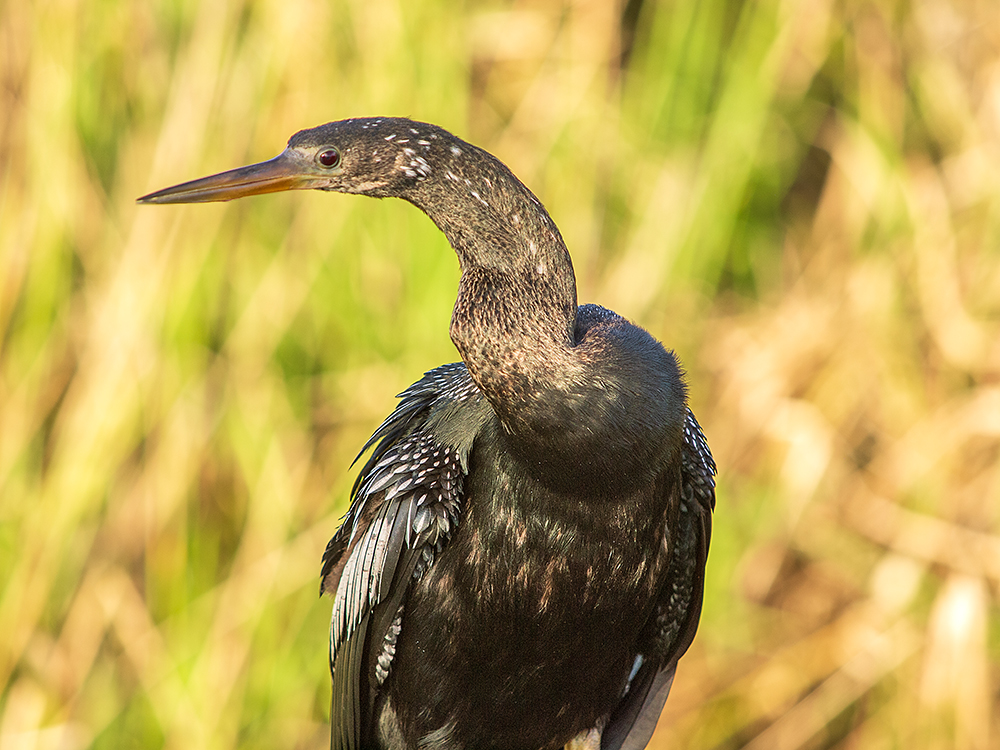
322, 363, 480, 750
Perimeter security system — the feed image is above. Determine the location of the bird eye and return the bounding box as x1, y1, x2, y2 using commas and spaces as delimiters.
317, 148, 340, 168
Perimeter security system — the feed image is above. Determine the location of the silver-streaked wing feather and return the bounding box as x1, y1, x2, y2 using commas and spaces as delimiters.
320, 363, 483, 750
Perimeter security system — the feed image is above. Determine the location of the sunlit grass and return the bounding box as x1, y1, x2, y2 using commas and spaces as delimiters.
1, 0, 999, 748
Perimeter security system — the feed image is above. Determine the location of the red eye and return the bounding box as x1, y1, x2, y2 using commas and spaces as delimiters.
318, 148, 340, 168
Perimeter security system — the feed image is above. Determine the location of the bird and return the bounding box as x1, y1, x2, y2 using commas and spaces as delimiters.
138, 117, 716, 750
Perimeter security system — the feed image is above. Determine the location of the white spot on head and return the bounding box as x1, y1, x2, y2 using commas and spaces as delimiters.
417, 140, 430, 146
537, 263, 546, 275
450, 146, 462, 156
528, 240, 536, 254
410, 128, 418, 134
385, 134, 396, 141
512, 214, 520, 224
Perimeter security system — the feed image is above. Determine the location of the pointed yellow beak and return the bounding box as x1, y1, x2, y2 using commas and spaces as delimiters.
137, 149, 323, 204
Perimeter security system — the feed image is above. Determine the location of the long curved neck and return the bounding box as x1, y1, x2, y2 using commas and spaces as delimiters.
403, 141, 580, 431
396, 131, 685, 496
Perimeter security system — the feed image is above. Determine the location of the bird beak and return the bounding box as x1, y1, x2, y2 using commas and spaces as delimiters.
137, 149, 322, 204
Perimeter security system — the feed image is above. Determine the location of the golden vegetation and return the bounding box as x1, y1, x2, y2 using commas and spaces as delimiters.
1, 0, 998, 748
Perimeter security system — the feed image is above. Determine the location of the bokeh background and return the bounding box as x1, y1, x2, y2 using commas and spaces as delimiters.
2, 0, 999, 748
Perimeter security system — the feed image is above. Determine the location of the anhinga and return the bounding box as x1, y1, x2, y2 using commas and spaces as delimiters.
139, 117, 715, 750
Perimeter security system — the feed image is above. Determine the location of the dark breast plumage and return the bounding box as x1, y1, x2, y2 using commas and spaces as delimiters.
320, 331, 714, 750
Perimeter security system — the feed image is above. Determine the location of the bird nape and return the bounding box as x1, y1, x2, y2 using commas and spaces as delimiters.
139, 117, 716, 750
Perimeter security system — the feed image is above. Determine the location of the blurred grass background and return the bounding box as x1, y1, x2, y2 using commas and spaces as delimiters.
1, 0, 999, 748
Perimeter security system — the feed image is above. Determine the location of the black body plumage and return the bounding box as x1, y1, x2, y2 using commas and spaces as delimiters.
138, 117, 716, 750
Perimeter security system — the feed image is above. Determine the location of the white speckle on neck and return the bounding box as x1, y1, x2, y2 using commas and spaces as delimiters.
528, 240, 536, 254
470, 190, 487, 207
512, 214, 520, 225
450, 146, 462, 156
385, 134, 396, 141
410, 128, 419, 134
399, 147, 432, 180
412, 155, 432, 178
536, 263, 547, 275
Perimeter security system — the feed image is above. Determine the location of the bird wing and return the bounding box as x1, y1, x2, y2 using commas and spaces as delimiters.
601, 408, 716, 750
319, 363, 483, 750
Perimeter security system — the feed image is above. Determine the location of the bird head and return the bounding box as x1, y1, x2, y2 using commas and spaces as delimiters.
137, 118, 446, 205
